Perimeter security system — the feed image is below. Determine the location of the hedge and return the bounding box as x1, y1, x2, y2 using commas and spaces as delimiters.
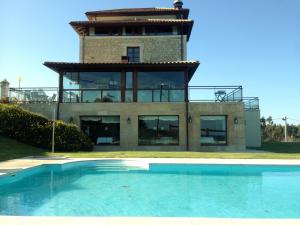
0, 104, 93, 152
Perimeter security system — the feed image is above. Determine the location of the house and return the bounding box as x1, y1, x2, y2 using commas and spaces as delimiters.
5, 0, 261, 151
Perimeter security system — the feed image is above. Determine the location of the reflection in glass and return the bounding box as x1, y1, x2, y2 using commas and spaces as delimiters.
125, 90, 133, 102
138, 72, 184, 89
63, 90, 81, 103
81, 116, 120, 145
154, 90, 168, 102
63, 73, 79, 89
201, 116, 227, 145
170, 90, 185, 102
102, 91, 121, 102
80, 72, 120, 89
138, 91, 152, 102
139, 116, 179, 145
126, 72, 133, 89
82, 91, 102, 103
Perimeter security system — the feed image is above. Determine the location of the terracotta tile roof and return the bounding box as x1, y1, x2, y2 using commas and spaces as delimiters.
70, 19, 193, 25
85, 8, 189, 19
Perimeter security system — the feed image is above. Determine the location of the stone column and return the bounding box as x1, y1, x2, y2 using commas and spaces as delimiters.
0, 79, 10, 99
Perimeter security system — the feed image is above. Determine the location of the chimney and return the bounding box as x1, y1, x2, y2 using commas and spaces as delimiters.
173, 0, 183, 9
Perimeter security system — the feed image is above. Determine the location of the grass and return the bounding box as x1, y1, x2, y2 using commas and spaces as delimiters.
1, 135, 300, 162
0, 135, 46, 161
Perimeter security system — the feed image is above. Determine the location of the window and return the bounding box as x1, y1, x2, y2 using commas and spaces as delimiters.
138, 116, 179, 145
63, 72, 121, 103
137, 71, 185, 102
125, 72, 133, 102
81, 116, 120, 146
63, 72, 79, 89
127, 47, 140, 63
201, 116, 227, 145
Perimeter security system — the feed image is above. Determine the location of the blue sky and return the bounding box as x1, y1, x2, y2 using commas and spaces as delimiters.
0, 0, 299, 123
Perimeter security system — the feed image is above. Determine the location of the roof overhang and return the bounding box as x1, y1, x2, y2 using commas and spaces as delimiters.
44, 61, 200, 81
85, 8, 190, 20
70, 19, 194, 40
70, 19, 194, 41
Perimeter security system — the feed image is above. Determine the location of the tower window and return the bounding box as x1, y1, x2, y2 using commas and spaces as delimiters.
127, 47, 140, 63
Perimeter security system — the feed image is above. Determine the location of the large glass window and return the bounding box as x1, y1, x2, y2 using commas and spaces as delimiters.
201, 116, 227, 145
79, 72, 120, 89
139, 116, 179, 145
81, 116, 120, 146
63, 72, 79, 89
62, 72, 121, 103
125, 72, 133, 102
137, 71, 185, 102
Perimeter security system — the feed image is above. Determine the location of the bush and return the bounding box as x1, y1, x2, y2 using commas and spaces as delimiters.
0, 104, 93, 152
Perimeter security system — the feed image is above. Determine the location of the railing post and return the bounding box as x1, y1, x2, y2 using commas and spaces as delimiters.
0, 79, 10, 101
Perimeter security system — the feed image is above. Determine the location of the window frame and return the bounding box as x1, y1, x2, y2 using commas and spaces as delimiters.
127, 47, 140, 63
138, 115, 180, 146
80, 115, 120, 146
200, 115, 228, 146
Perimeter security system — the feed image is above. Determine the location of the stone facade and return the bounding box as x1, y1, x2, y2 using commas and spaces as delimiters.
245, 110, 262, 147
80, 35, 187, 63
21, 102, 246, 151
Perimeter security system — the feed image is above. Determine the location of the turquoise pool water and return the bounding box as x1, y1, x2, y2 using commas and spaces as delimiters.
0, 160, 300, 218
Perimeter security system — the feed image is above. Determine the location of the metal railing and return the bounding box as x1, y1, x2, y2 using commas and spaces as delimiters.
8, 86, 259, 110
243, 97, 259, 110
188, 86, 243, 102
9, 87, 58, 103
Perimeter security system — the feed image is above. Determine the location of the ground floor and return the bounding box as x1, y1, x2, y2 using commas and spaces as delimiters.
21, 102, 261, 151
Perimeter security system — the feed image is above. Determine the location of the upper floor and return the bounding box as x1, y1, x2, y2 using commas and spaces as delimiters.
70, 3, 193, 63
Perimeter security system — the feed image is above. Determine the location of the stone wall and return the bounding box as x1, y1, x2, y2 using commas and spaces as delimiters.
80, 35, 187, 63
19, 102, 246, 152
245, 110, 262, 147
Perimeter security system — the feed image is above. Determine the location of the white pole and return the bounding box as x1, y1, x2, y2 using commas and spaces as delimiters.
282, 117, 288, 142
52, 108, 56, 153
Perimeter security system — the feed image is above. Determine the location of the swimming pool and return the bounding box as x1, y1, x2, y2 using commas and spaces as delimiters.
0, 160, 299, 218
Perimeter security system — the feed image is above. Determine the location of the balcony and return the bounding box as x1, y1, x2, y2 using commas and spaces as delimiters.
9, 87, 58, 103
8, 86, 259, 110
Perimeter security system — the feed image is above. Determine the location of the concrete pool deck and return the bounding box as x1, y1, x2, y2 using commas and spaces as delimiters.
1, 157, 300, 225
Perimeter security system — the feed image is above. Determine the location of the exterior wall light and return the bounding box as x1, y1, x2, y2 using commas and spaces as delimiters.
188, 115, 192, 123
234, 117, 238, 124
127, 117, 131, 124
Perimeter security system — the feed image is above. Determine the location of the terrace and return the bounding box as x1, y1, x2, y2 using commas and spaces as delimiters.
8, 85, 259, 110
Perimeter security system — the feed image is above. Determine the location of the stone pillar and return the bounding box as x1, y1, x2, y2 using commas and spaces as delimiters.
0, 79, 10, 99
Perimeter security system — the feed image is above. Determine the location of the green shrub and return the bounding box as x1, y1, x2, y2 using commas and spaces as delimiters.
0, 104, 93, 152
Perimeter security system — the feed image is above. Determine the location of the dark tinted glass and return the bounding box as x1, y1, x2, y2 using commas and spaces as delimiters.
138, 116, 179, 145
138, 72, 184, 89
79, 72, 121, 89
201, 116, 227, 145
81, 116, 120, 146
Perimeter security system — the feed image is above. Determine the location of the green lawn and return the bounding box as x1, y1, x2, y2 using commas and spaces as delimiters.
0, 135, 46, 161
1, 135, 300, 161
